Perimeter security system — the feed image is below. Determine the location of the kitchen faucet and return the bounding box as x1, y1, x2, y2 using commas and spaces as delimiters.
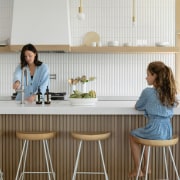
16, 67, 28, 104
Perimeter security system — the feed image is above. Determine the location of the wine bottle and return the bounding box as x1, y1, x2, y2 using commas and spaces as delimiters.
36, 86, 42, 104
44, 86, 51, 104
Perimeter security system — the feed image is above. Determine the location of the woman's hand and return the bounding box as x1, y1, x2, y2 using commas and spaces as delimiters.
13, 81, 20, 90
26, 95, 36, 103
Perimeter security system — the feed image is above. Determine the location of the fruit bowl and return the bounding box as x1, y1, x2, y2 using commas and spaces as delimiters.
69, 98, 98, 106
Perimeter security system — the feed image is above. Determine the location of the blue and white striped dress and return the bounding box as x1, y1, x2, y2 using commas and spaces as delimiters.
131, 87, 174, 140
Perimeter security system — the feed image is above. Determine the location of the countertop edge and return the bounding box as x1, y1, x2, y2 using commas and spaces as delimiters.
0, 100, 180, 115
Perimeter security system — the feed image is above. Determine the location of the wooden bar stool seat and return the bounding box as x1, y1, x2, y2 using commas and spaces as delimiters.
133, 135, 180, 180
15, 131, 56, 180
71, 131, 111, 180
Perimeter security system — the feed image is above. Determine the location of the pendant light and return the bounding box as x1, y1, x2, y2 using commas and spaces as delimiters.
77, 0, 85, 20
132, 0, 136, 26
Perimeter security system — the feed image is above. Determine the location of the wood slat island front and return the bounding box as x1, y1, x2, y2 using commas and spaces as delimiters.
0, 114, 180, 180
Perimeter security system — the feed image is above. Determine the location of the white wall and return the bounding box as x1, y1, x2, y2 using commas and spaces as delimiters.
0, 0, 176, 97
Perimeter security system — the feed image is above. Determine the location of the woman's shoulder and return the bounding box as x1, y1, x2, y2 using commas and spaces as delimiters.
38, 63, 48, 69
15, 64, 21, 70
141, 87, 156, 95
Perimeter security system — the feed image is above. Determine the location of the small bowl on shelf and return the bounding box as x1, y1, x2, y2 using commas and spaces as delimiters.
108, 41, 119, 46
155, 42, 169, 47
69, 98, 98, 106
124, 42, 132, 46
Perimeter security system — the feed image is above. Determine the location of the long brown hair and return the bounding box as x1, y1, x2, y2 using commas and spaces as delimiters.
20, 44, 42, 68
147, 61, 178, 106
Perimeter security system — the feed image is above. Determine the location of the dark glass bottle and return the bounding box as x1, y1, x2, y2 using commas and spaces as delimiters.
44, 86, 51, 104
36, 86, 42, 104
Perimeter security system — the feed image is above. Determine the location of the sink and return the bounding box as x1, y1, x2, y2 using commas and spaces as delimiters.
0, 96, 13, 101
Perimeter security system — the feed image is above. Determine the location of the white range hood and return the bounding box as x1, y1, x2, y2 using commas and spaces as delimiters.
10, 0, 71, 52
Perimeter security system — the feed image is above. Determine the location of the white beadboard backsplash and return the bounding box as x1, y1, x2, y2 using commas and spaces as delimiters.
0, 0, 176, 97
70, 0, 175, 46
0, 53, 175, 96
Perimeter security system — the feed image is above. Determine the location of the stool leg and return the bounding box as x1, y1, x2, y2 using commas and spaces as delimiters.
72, 140, 83, 180
21, 140, 29, 180
136, 145, 145, 180
98, 140, 109, 180
43, 140, 52, 180
163, 147, 169, 179
15, 140, 29, 180
0, 169, 3, 180
145, 146, 151, 180
45, 140, 56, 180
168, 146, 180, 180
15, 140, 28, 180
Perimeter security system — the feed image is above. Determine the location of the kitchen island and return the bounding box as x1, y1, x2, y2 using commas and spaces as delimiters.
0, 100, 180, 180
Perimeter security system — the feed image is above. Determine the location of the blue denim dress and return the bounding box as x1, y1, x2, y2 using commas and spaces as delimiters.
131, 87, 173, 140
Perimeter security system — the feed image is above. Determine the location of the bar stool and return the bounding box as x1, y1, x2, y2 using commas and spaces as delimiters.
0, 131, 3, 180
15, 131, 56, 180
71, 131, 111, 180
133, 135, 180, 180
0, 169, 2, 179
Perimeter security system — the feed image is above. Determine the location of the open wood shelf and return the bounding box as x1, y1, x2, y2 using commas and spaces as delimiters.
0, 45, 179, 53
71, 46, 179, 53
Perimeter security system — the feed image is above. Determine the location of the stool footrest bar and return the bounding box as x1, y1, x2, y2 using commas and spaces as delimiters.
20, 172, 55, 174
76, 172, 105, 174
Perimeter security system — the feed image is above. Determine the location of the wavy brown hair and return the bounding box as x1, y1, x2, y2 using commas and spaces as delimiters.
147, 61, 178, 107
20, 44, 42, 68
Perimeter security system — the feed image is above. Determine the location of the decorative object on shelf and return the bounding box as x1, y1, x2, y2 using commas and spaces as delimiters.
155, 42, 169, 47
108, 40, 119, 46
124, 42, 132, 46
77, 0, 85, 20
83, 31, 100, 46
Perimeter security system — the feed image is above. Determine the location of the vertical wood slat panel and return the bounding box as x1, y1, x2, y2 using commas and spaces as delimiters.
0, 114, 179, 180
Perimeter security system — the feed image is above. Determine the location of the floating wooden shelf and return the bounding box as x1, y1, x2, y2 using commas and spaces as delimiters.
71, 46, 180, 53
0, 45, 179, 53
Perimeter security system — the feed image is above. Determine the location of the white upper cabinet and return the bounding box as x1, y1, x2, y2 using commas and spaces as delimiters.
10, 0, 71, 45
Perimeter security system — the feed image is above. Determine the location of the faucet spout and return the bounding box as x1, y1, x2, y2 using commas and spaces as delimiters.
16, 67, 28, 104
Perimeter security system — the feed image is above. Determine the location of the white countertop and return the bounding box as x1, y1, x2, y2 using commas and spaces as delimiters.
0, 100, 180, 115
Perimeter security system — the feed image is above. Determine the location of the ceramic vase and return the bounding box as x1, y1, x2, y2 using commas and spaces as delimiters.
71, 85, 76, 93
82, 83, 87, 93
